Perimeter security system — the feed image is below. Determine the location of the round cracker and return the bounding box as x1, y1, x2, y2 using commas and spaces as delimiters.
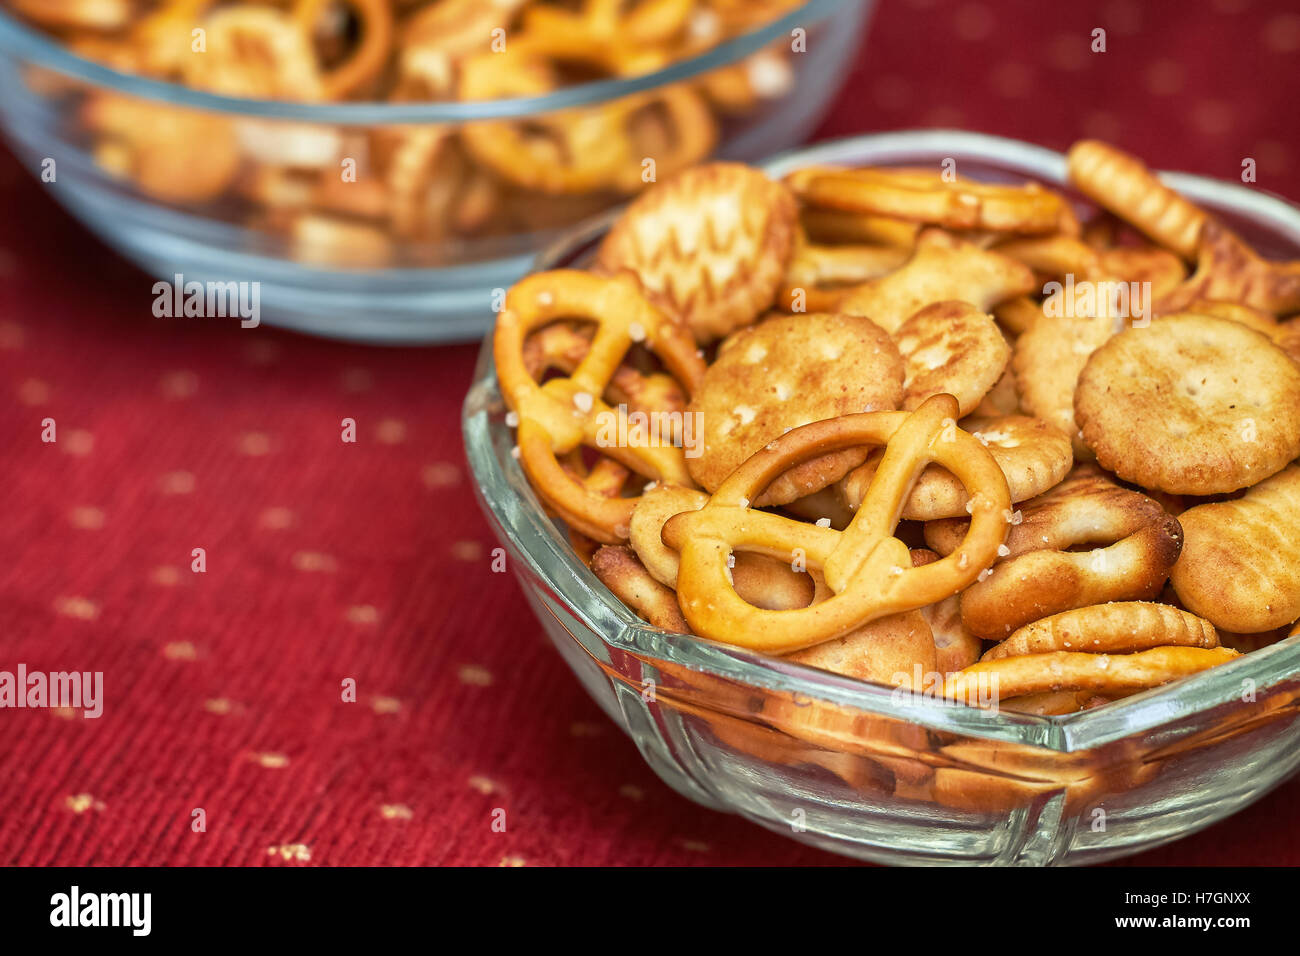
841, 414, 1072, 521
687, 312, 904, 505
893, 300, 1010, 416
595, 162, 798, 344
1075, 313, 1300, 494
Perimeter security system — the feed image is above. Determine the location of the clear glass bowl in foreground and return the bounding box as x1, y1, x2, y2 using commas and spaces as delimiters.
463, 130, 1300, 865
0, 0, 869, 343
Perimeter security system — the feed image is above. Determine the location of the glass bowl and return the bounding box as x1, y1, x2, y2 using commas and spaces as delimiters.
463, 130, 1300, 866
0, 0, 870, 343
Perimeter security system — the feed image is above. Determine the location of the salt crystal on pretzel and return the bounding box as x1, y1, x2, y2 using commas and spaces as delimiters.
495, 270, 706, 543
841, 414, 1071, 522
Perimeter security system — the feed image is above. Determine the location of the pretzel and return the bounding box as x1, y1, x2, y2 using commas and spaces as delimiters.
80, 93, 240, 204
496, 270, 706, 542
799, 207, 921, 249
294, 0, 394, 99
184, 6, 327, 100
982, 602, 1219, 661
627, 484, 815, 611
661, 395, 1012, 652
10, 0, 129, 30
1153, 219, 1300, 316
838, 229, 1035, 333
459, 49, 639, 195
925, 465, 1183, 640
840, 414, 1072, 521
787, 166, 1074, 236
1067, 140, 1207, 259
943, 646, 1239, 706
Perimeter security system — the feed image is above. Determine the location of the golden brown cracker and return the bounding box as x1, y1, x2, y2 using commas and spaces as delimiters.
1075, 314, 1300, 494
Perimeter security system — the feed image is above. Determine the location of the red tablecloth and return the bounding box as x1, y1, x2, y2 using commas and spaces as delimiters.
2, 0, 1298, 866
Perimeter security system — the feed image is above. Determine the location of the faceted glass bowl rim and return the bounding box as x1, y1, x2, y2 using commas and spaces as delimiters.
0, 0, 852, 123
462, 129, 1300, 753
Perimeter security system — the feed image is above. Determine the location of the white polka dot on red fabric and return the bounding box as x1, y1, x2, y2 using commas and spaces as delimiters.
54, 596, 99, 620
292, 551, 337, 572
1253, 140, 1291, 173
451, 540, 483, 561
239, 432, 272, 456
1192, 100, 1234, 136
18, 379, 50, 405
458, 665, 493, 686
1264, 14, 1300, 52
63, 431, 94, 456
872, 75, 911, 110
923, 106, 966, 128
162, 642, 197, 661
341, 368, 373, 392
1211, 0, 1249, 12
159, 371, 198, 399
990, 62, 1033, 98
1046, 34, 1088, 71
259, 507, 294, 529
245, 341, 279, 365
151, 566, 182, 586
376, 419, 407, 444
345, 604, 378, 624
160, 471, 195, 494
1104, 0, 1142, 34
954, 2, 994, 40
468, 775, 498, 794
422, 462, 460, 488
619, 784, 644, 800
1144, 59, 1184, 95
1081, 110, 1123, 141
0, 321, 22, 349
68, 506, 105, 529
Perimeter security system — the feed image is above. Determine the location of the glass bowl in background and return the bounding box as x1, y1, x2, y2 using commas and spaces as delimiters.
0, 0, 870, 343
463, 131, 1300, 866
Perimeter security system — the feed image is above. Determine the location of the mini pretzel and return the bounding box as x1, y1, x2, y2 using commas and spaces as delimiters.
294, 0, 394, 100
982, 602, 1219, 660
628, 484, 815, 611
838, 229, 1035, 333
1067, 140, 1207, 259
925, 465, 1183, 640
943, 646, 1239, 706
1153, 220, 1300, 316
495, 270, 706, 543
840, 414, 1072, 521
11, 0, 129, 30
80, 93, 240, 204
787, 166, 1074, 235
185, 6, 327, 100
661, 395, 1011, 653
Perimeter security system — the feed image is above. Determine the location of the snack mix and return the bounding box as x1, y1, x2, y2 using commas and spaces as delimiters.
8, 0, 807, 264
494, 141, 1300, 721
